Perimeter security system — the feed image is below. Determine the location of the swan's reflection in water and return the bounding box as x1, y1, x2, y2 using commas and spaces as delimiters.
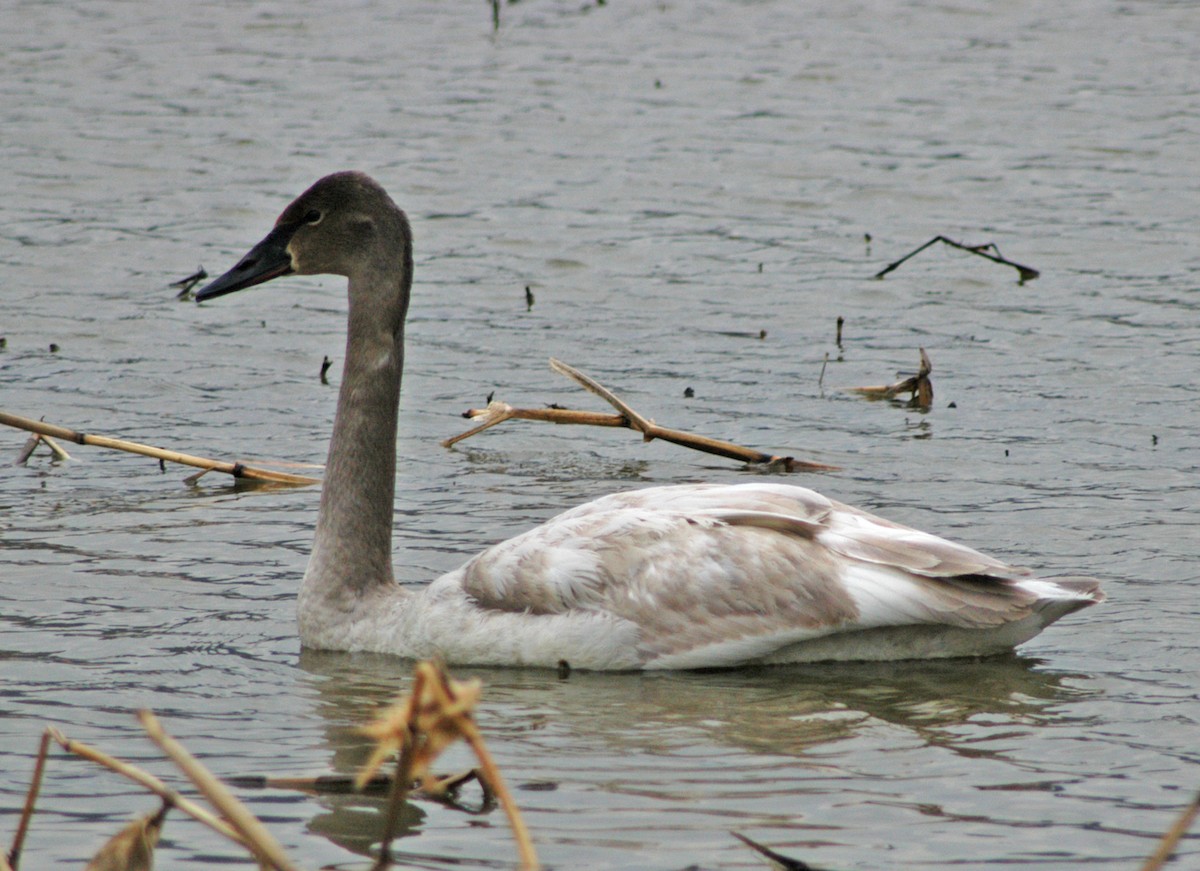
294, 651, 1090, 861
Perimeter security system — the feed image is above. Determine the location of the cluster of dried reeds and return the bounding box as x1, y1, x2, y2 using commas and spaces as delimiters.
3, 662, 537, 871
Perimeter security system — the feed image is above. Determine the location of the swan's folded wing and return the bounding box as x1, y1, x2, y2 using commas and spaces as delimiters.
457, 483, 836, 618
817, 501, 1027, 579
455, 483, 1093, 668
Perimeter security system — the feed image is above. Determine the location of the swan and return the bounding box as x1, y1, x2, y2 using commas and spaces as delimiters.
194, 171, 1103, 670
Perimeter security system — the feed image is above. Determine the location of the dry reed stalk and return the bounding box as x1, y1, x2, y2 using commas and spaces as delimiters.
6, 730, 51, 871
137, 711, 300, 871
1139, 790, 1200, 871
0, 409, 319, 485
847, 348, 934, 409
359, 662, 539, 870
443, 359, 839, 473
372, 738, 418, 870
47, 728, 243, 847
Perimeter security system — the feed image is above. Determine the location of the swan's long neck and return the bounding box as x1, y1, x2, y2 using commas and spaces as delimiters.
300, 241, 412, 625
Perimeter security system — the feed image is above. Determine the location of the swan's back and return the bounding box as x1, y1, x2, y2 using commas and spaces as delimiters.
403, 483, 1103, 670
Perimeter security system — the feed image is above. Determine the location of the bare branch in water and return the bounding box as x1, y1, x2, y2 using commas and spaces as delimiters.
874, 236, 1039, 284
443, 359, 839, 473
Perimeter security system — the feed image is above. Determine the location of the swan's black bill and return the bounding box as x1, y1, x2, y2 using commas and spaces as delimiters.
195, 222, 299, 302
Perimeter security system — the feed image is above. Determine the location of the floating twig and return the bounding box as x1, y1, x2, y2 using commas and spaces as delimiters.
443, 359, 838, 473
0, 409, 320, 486
874, 235, 1039, 284
226, 769, 490, 810
847, 348, 934, 410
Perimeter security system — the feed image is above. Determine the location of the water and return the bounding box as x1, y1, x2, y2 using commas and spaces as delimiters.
1, 0, 1198, 867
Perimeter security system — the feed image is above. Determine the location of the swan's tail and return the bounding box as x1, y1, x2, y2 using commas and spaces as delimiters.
1029, 575, 1105, 626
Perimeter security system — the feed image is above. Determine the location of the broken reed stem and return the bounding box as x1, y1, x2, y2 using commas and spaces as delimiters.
47, 728, 242, 847
457, 721, 539, 870
0, 409, 319, 486
13, 433, 71, 466
1140, 790, 1200, 871
549, 358, 654, 433
374, 741, 417, 870
136, 711, 300, 871
874, 235, 1039, 283
7, 730, 51, 870
847, 348, 934, 410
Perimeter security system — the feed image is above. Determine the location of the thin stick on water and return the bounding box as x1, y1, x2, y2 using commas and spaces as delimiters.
1139, 789, 1200, 871
0, 410, 320, 486
732, 830, 817, 870
874, 235, 1039, 283
137, 711, 300, 871
443, 360, 839, 473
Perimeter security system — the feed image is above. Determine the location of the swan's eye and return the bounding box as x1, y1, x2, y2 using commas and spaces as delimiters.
303, 209, 323, 225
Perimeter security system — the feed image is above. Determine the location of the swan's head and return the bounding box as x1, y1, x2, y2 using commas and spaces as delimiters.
195, 171, 409, 302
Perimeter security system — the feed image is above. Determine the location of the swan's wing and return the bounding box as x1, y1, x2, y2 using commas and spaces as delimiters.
818, 501, 1024, 579
454, 483, 1095, 668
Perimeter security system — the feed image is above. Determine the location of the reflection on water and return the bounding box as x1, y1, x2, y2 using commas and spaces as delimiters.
295, 650, 1085, 860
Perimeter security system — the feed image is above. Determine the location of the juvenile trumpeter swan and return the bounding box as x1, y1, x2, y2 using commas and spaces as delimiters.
195, 172, 1102, 670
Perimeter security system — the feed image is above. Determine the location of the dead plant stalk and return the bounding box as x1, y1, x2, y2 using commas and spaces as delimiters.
0, 409, 319, 485
443, 359, 838, 473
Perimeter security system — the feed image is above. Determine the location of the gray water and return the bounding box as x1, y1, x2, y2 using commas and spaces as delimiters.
1, 1, 1198, 868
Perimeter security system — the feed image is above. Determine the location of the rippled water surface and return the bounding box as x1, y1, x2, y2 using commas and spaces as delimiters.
2, 1, 1198, 868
